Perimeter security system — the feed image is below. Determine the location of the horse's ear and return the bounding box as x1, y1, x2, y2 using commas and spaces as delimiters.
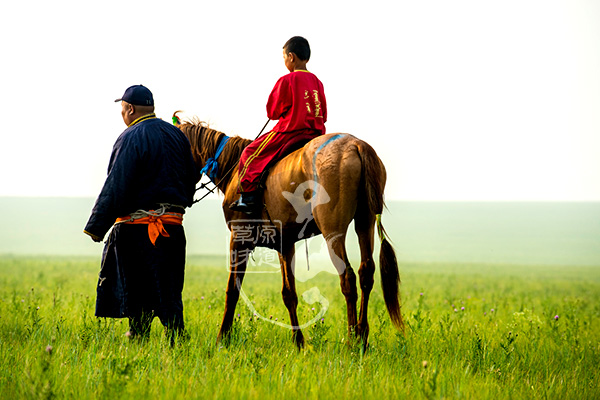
172, 110, 183, 126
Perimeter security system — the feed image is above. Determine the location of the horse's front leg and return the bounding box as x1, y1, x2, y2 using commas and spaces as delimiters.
217, 238, 253, 345
279, 244, 305, 349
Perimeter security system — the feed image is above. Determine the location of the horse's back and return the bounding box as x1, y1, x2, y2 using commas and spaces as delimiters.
264, 133, 374, 234
266, 132, 362, 191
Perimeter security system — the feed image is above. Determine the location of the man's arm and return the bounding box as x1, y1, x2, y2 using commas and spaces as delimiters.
83, 134, 140, 241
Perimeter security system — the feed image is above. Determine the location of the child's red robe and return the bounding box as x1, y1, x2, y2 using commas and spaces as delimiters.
238, 70, 327, 193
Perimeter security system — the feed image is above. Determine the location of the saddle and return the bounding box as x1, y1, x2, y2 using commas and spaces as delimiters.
258, 136, 315, 190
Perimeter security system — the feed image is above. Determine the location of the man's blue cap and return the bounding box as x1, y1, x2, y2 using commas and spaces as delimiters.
114, 85, 154, 106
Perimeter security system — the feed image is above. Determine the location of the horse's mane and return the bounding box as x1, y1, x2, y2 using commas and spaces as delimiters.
177, 117, 252, 184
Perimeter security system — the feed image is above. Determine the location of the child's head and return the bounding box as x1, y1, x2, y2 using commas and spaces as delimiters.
283, 36, 311, 61
282, 36, 310, 72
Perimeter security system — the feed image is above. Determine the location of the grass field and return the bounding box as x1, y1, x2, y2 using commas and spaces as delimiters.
1, 255, 599, 399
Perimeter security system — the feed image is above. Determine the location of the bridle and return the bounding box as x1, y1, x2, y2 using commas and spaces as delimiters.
192, 119, 271, 204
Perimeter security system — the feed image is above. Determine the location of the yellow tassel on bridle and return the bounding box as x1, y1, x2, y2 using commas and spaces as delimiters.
376, 214, 387, 242
172, 110, 183, 126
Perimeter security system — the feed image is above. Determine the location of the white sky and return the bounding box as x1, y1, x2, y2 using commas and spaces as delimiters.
1, 0, 599, 201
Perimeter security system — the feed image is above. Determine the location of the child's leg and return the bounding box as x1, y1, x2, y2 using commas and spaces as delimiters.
238, 131, 280, 193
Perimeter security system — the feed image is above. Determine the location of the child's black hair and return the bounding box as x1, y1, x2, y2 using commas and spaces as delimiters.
283, 36, 311, 61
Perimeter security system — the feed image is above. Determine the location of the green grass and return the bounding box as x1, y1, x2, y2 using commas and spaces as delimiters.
1, 255, 599, 399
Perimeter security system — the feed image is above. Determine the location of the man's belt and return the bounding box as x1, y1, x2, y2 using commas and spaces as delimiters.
115, 205, 184, 246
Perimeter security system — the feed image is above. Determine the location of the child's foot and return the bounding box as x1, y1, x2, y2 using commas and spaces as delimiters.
229, 192, 261, 215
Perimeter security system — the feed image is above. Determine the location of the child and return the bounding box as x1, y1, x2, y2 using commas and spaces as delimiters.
230, 36, 327, 214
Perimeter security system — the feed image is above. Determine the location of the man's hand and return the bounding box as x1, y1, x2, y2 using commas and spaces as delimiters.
84, 230, 103, 243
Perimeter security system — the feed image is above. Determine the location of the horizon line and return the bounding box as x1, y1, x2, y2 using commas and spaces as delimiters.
1, 195, 599, 203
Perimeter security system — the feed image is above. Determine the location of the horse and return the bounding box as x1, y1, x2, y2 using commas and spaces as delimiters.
175, 114, 403, 349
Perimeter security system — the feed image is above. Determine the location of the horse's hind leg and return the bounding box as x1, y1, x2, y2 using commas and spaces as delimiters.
324, 231, 358, 339
279, 244, 305, 349
354, 214, 376, 346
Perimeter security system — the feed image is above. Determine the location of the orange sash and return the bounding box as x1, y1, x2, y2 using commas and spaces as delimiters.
115, 213, 183, 246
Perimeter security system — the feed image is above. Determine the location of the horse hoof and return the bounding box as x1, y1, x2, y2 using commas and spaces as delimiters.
293, 330, 305, 349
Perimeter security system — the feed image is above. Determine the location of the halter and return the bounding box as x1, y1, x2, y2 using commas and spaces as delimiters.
200, 135, 230, 181
193, 134, 233, 204
191, 119, 271, 204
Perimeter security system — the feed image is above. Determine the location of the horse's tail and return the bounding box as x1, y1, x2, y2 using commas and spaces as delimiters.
376, 215, 404, 331
358, 143, 404, 332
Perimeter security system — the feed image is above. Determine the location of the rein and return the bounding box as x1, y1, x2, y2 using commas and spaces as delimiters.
192, 119, 271, 204
192, 134, 231, 204
200, 135, 230, 181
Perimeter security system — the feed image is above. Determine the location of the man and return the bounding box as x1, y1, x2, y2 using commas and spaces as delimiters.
84, 84, 199, 343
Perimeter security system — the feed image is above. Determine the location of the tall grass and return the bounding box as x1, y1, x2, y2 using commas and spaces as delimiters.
1, 255, 599, 399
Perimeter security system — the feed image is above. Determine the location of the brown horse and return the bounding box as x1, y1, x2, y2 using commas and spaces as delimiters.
176, 115, 403, 348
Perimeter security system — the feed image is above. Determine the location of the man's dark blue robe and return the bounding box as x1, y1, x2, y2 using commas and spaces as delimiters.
84, 115, 199, 323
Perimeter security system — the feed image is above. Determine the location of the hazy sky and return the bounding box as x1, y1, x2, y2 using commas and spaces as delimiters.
1, 0, 599, 201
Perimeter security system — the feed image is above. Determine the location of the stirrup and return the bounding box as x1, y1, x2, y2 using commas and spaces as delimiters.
229, 194, 260, 215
